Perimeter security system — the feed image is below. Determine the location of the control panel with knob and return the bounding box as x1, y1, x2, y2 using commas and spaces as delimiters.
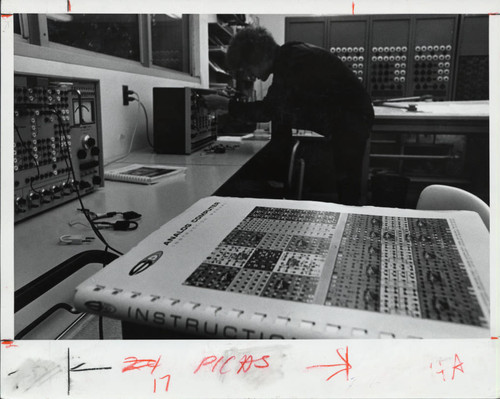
153, 87, 218, 154
14, 74, 104, 223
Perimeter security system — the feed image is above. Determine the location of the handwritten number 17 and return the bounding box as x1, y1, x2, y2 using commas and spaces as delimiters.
154, 374, 171, 393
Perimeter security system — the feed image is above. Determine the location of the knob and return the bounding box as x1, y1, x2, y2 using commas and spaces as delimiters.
62, 181, 74, 195
15, 197, 27, 213
79, 180, 91, 190
82, 134, 96, 149
41, 189, 52, 204
52, 185, 62, 199
92, 175, 102, 186
28, 192, 40, 208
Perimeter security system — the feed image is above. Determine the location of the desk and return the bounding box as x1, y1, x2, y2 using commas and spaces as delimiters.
373, 100, 488, 134
14, 140, 267, 339
371, 100, 489, 206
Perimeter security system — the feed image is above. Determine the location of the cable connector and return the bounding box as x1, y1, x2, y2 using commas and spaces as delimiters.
122, 85, 136, 106
59, 235, 95, 245
122, 211, 142, 220
91, 211, 118, 220
112, 220, 138, 231
94, 220, 139, 231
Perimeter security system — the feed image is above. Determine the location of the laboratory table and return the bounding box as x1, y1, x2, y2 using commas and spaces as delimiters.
12, 100, 491, 339
371, 100, 489, 205
13, 140, 267, 339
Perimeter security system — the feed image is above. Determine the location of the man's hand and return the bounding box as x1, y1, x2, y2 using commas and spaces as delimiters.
203, 94, 230, 113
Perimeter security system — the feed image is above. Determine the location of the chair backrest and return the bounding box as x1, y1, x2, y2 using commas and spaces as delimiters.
416, 184, 490, 231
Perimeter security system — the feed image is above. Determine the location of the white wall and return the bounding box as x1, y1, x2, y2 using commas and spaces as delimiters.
14, 15, 210, 164
252, 15, 290, 100
258, 14, 288, 44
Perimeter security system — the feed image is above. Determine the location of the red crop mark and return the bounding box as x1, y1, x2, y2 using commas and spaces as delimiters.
1, 340, 18, 348
68, 0, 72, 12
122, 356, 161, 374
1, 14, 13, 19
491, 336, 499, 339
352, 2, 355, 15
306, 347, 351, 381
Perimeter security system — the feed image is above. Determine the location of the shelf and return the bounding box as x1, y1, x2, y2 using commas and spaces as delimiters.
209, 83, 230, 89
217, 14, 247, 26
370, 154, 459, 160
370, 139, 398, 144
369, 174, 471, 185
208, 16, 253, 93
208, 22, 233, 45
209, 45, 228, 53
209, 60, 230, 76
407, 176, 471, 185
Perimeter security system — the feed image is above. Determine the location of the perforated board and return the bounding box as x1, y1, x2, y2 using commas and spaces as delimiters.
184, 206, 487, 327
184, 207, 339, 303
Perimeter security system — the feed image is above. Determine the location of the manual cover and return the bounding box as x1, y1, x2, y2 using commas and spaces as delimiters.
104, 164, 186, 184
73, 196, 490, 339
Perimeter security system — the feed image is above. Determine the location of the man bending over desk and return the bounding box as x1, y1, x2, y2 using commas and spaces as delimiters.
209, 26, 374, 205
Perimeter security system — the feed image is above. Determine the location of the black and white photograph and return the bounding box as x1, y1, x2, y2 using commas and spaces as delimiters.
1, 3, 499, 398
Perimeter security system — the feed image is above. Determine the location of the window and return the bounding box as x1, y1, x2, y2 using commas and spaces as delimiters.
151, 14, 190, 73
14, 14, 22, 35
47, 14, 141, 61
14, 14, 194, 78
14, 14, 29, 39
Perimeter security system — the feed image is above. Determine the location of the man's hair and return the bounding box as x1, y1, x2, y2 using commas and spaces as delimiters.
226, 26, 278, 73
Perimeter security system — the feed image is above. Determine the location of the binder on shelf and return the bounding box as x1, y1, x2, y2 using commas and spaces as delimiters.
74, 196, 490, 339
104, 163, 186, 185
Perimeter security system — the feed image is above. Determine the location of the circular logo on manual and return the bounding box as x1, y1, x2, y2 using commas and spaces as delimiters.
129, 251, 163, 276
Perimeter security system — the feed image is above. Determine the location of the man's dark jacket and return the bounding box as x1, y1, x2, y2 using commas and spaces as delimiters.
229, 41, 374, 141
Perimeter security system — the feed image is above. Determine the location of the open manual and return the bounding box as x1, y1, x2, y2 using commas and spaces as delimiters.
73, 196, 490, 339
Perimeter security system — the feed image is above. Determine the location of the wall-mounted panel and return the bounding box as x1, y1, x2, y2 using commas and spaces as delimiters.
409, 15, 459, 100
454, 15, 489, 100
285, 14, 485, 102
328, 17, 369, 86
368, 16, 411, 99
285, 17, 328, 49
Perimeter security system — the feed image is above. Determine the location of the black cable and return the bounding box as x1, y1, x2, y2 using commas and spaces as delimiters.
131, 93, 153, 149
50, 109, 123, 256
14, 123, 43, 195
54, 124, 73, 186
85, 210, 142, 221
98, 245, 109, 340
139, 101, 153, 148
98, 315, 104, 340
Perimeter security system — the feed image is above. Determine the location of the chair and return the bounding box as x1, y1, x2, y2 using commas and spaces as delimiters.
416, 184, 490, 231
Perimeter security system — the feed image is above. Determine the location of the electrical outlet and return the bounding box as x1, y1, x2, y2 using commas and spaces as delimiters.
123, 85, 130, 106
